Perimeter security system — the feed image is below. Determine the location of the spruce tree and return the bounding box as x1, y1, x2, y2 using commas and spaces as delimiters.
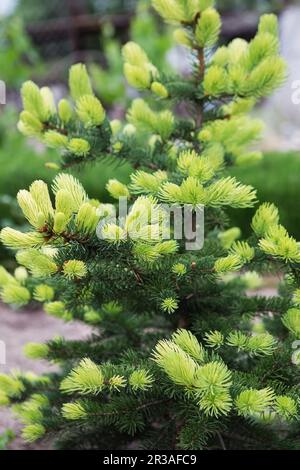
1, 1, 300, 450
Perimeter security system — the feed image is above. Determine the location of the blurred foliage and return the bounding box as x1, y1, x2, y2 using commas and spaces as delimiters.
0, 16, 44, 88
0, 105, 52, 265
217, 0, 287, 13
0, 105, 129, 197
0, 106, 130, 194
13, 0, 70, 23
14, 0, 136, 24
10, 0, 289, 63
0, 106, 54, 195
13, 0, 288, 25
90, 2, 173, 107
0, 430, 15, 450
229, 151, 300, 240
89, 29, 125, 107
89, 0, 137, 13
130, 1, 172, 71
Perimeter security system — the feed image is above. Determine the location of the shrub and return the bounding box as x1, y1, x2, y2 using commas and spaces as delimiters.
1, 1, 300, 451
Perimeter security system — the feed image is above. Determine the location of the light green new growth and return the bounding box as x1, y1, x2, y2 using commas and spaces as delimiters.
60, 358, 105, 395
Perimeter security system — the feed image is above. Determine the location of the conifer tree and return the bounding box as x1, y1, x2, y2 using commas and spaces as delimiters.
1, 1, 300, 450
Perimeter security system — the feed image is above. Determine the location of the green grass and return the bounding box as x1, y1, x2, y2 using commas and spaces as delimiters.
229, 151, 300, 239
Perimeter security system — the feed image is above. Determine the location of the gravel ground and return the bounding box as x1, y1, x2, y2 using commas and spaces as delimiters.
0, 303, 92, 449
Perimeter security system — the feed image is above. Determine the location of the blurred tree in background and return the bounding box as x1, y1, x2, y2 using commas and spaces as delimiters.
89, 0, 137, 14
14, 0, 70, 23
13, 0, 289, 23
0, 16, 43, 88
90, 1, 173, 107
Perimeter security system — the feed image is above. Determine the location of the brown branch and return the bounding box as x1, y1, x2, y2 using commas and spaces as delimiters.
43, 123, 68, 135
196, 47, 205, 127
197, 47, 205, 82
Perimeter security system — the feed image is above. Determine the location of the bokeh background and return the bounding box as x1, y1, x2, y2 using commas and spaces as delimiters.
0, 0, 300, 449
